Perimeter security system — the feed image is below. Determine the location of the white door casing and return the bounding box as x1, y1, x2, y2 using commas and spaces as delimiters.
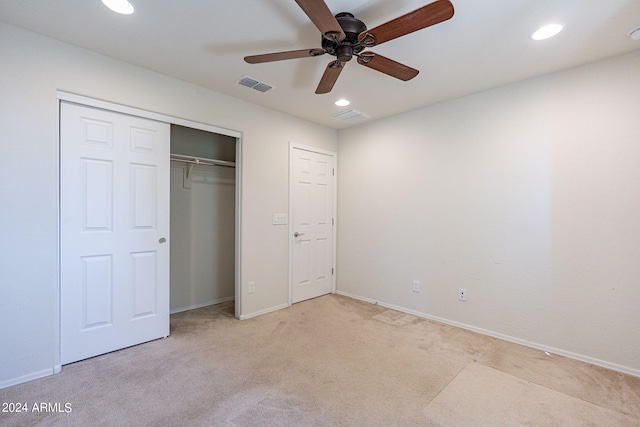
60, 102, 170, 364
290, 145, 336, 304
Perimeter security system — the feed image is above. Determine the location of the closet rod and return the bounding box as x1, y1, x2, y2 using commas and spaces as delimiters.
170, 153, 235, 168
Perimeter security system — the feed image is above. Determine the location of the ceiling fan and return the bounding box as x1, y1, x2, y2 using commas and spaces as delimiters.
244, 0, 454, 94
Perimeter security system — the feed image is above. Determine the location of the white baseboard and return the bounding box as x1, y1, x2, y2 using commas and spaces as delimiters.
0, 367, 58, 390
239, 303, 290, 320
170, 296, 235, 314
336, 290, 640, 378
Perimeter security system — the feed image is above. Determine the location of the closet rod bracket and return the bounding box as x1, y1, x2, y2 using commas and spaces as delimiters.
186, 159, 199, 180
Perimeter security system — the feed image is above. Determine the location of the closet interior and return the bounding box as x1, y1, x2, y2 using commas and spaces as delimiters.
169, 124, 237, 314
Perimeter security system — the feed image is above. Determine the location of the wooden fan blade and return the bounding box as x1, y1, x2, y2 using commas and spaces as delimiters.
295, 0, 346, 41
315, 61, 344, 94
361, 0, 454, 46
357, 52, 419, 81
245, 48, 325, 64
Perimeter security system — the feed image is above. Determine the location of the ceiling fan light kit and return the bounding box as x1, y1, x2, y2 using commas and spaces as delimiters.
244, 0, 455, 94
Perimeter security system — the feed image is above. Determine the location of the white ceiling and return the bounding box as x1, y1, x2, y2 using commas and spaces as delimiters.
2, 0, 639, 129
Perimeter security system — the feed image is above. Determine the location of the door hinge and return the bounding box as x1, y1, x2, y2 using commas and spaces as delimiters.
332, 218, 335, 226
332, 268, 334, 275
332, 168, 335, 176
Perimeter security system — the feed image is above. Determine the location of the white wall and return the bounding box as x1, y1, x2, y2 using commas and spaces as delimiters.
337, 51, 640, 375
0, 23, 337, 388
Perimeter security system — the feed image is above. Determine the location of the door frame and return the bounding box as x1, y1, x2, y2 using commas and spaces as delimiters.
56, 91, 244, 355
288, 142, 337, 305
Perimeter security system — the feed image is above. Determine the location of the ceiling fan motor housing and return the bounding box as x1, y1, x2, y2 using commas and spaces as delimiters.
322, 12, 367, 62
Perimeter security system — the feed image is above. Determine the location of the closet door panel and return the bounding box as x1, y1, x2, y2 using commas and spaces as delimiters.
61, 101, 170, 365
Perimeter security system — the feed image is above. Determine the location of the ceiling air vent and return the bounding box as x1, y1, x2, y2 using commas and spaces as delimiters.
253, 82, 273, 93
237, 76, 274, 93
331, 109, 371, 123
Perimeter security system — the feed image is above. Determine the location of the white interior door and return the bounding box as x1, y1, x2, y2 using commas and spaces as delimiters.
60, 102, 170, 365
291, 146, 335, 304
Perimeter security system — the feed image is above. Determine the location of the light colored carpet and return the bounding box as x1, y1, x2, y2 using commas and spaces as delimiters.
1, 294, 639, 426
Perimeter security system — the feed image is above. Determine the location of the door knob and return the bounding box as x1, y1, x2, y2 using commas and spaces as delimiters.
159, 237, 167, 244
294, 232, 305, 238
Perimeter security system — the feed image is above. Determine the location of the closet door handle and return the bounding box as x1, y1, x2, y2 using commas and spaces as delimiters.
294, 232, 305, 238
159, 237, 167, 244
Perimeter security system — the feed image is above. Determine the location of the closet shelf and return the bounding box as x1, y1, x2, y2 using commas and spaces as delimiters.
170, 153, 235, 169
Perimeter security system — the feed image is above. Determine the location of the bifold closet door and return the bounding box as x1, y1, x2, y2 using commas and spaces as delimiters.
60, 102, 170, 365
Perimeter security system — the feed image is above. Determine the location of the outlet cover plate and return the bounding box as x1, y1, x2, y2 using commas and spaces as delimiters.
458, 288, 467, 302
412, 280, 420, 293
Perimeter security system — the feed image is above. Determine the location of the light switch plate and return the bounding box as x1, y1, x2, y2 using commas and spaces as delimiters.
272, 214, 288, 225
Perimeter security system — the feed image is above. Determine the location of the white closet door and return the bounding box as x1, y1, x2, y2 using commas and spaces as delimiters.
60, 102, 170, 364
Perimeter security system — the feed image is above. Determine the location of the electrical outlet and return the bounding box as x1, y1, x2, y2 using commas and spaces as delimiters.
458, 288, 467, 302
412, 280, 420, 293
248, 281, 255, 294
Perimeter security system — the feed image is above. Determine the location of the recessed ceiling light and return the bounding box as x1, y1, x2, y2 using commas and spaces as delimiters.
629, 25, 640, 41
531, 23, 563, 41
101, 0, 134, 15
335, 99, 350, 107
